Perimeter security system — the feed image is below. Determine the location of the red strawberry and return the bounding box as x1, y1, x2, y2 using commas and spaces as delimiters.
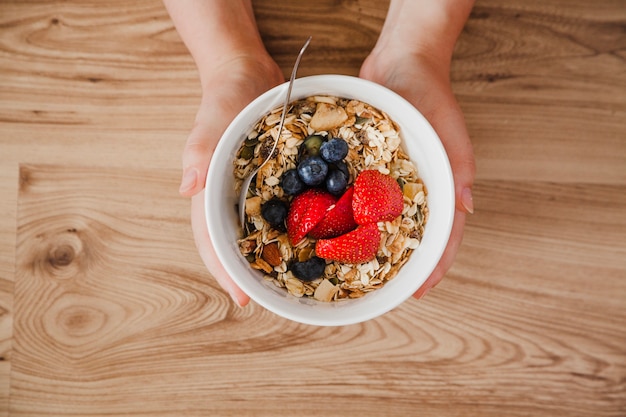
315, 223, 381, 264
309, 187, 358, 239
352, 170, 404, 224
287, 189, 336, 245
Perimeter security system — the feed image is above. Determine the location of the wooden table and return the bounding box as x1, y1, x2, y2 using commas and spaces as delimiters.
1, 1, 624, 415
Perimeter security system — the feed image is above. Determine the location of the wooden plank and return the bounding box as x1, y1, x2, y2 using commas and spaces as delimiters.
1, 0, 625, 415
11, 165, 625, 416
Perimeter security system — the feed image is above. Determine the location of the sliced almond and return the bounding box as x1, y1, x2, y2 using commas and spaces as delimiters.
245, 196, 262, 217
403, 182, 423, 201
313, 279, 339, 302
310, 102, 348, 131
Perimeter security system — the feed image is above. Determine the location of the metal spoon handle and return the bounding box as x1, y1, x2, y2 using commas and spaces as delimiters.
238, 36, 312, 230
263, 36, 312, 171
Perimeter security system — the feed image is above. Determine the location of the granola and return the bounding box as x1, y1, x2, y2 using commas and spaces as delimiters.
233, 96, 429, 301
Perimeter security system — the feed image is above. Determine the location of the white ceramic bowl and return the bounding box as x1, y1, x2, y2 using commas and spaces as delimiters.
206, 75, 454, 326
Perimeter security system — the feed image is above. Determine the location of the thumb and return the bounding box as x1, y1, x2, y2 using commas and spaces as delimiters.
179, 119, 216, 197
448, 113, 476, 216
178, 88, 263, 197
179, 93, 236, 197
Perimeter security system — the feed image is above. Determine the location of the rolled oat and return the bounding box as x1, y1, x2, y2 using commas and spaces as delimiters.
234, 96, 429, 301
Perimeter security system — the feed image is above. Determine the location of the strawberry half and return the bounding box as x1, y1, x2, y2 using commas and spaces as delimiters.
352, 170, 404, 225
286, 189, 336, 245
315, 223, 381, 264
309, 187, 358, 240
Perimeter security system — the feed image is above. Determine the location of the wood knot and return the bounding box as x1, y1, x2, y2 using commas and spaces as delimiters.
35, 229, 86, 280
48, 244, 75, 268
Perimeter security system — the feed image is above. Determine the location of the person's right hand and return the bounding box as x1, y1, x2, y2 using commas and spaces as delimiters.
179, 55, 284, 306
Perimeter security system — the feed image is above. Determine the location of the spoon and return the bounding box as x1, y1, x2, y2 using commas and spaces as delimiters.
238, 36, 312, 230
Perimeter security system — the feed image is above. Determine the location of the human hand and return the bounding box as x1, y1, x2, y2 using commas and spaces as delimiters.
180, 56, 284, 306
360, 48, 476, 299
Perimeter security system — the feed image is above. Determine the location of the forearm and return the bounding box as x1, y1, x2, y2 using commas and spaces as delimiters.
163, 0, 268, 86
379, 0, 475, 68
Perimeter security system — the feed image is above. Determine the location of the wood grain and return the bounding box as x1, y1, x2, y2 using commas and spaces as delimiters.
12, 165, 625, 416
454, 1, 626, 185
1, 0, 625, 416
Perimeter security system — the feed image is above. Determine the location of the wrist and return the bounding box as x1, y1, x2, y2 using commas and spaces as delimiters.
164, 0, 270, 83
197, 52, 283, 97
373, 0, 475, 71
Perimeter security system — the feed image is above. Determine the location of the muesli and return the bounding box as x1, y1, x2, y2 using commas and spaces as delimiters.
233, 96, 428, 301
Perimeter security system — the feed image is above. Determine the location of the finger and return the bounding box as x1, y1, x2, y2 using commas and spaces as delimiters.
413, 209, 466, 299
191, 191, 250, 307
411, 95, 473, 299
179, 120, 216, 197
178, 86, 224, 196
179, 94, 246, 198
431, 97, 476, 214
179, 84, 272, 197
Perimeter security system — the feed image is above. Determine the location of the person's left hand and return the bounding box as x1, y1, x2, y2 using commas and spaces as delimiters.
360, 48, 476, 299
180, 55, 284, 306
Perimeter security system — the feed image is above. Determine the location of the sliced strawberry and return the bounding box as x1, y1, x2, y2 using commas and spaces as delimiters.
309, 187, 357, 239
315, 223, 381, 264
352, 170, 404, 225
286, 189, 336, 245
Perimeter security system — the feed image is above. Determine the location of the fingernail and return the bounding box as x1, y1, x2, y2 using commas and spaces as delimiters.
228, 288, 245, 308
179, 168, 198, 194
230, 294, 243, 308
461, 187, 474, 214
415, 282, 434, 299
416, 287, 431, 299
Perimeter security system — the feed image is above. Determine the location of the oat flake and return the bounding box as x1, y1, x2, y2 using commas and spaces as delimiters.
234, 96, 428, 301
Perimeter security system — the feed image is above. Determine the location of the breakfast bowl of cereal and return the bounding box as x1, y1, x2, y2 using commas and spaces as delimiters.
205, 75, 454, 326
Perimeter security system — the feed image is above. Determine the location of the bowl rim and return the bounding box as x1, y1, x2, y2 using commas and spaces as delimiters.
205, 74, 454, 326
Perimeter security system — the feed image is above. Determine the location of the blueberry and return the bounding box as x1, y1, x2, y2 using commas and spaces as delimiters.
261, 198, 288, 229
297, 156, 328, 186
291, 257, 327, 281
331, 160, 350, 179
320, 138, 349, 163
281, 168, 305, 195
325, 168, 348, 195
